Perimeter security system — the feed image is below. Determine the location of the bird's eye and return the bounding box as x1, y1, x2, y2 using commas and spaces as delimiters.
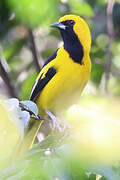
62, 20, 75, 27
69, 20, 74, 25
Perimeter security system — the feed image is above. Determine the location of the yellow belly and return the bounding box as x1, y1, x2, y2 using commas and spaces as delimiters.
36, 50, 91, 116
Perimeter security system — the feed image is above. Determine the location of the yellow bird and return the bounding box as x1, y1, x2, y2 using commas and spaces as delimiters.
14, 14, 91, 158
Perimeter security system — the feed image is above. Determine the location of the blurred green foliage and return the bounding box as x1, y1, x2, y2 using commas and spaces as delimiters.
69, 0, 94, 16
1, 97, 120, 180
3, 39, 26, 62
7, 0, 60, 28
20, 72, 37, 99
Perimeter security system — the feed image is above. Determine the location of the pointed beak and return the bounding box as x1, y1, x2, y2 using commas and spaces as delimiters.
51, 21, 66, 30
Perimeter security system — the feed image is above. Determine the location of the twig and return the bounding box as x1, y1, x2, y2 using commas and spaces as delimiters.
0, 57, 19, 98
93, 58, 120, 78
28, 29, 42, 72
105, 0, 115, 92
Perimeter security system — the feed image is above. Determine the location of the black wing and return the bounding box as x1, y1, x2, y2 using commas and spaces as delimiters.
30, 49, 58, 102
30, 67, 57, 102
42, 49, 58, 68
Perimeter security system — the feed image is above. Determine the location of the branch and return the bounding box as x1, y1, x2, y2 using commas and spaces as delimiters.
0, 57, 19, 98
28, 29, 43, 73
105, 0, 115, 92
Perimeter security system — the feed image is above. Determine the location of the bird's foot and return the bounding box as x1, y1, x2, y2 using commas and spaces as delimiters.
58, 115, 71, 132
45, 110, 62, 132
45, 110, 72, 133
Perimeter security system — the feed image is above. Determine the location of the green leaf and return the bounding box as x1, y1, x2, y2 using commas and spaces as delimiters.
20, 72, 37, 99
69, 0, 94, 17
108, 76, 120, 95
90, 62, 104, 85
96, 34, 109, 49
20, 100, 38, 116
111, 42, 120, 56
7, 0, 60, 28
88, 174, 97, 180
0, 100, 20, 170
92, 167, 120, 180
3, 39, 26, 62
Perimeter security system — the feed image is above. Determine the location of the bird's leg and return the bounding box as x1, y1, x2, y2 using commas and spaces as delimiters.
57, 114, 73, 132
30, 114, 46, 121
45, 110, 62, 132
58, 115, 70, 131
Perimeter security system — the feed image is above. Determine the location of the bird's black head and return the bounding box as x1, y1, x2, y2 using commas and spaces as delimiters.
51, 19, 76, 42
51, 15, 91, 64
51, 16, 84, 64
51, 14, 91, 53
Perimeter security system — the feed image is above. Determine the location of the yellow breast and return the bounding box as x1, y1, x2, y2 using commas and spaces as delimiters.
36, 46, 91, 116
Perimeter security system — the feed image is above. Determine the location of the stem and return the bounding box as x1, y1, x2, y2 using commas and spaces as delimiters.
0, 58, 19, 98
28, 29, 42, 72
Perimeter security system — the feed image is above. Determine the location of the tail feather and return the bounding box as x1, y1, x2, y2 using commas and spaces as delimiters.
11, 119, 43, 161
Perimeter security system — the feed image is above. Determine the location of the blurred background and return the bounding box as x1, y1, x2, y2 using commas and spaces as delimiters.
0, 0, 120, 100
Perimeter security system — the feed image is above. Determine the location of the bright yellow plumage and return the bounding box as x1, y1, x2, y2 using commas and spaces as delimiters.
13, 14, 91, 158
36, 15, 91, 115
36, 46, 91, 116
59, 15, 91, 52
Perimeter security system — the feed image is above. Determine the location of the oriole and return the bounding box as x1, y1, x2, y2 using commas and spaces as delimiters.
14, 14, 91, 158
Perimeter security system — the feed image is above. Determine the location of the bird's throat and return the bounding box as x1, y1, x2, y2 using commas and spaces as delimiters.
60, 30, 84, 64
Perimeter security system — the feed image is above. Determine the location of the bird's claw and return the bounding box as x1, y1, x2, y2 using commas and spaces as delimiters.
45, 110, 71, 132
45, 110, 63, 132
